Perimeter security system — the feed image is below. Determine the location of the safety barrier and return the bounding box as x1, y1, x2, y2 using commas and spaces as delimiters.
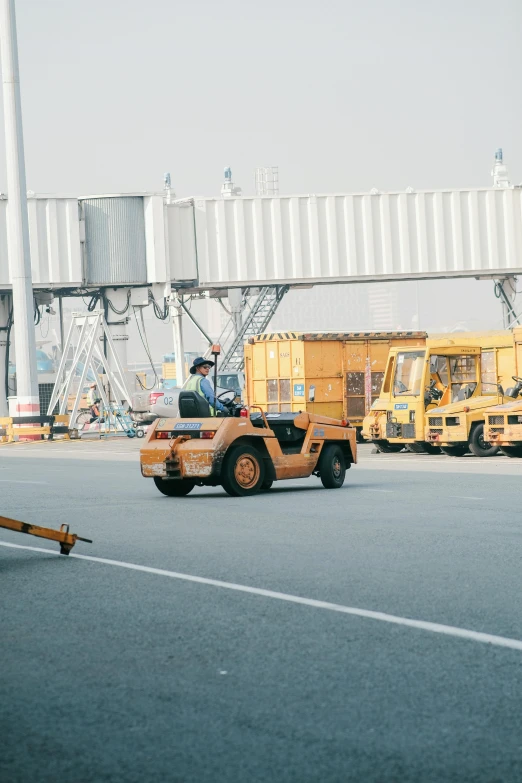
0, 414, 70, 444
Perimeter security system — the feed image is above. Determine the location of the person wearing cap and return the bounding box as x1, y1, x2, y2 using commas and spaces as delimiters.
185, 357, 228, 415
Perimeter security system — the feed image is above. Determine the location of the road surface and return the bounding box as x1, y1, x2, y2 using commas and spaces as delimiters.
1, 440, 522, 782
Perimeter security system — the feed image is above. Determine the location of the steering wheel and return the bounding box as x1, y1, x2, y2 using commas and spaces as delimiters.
217, 390, 236, 403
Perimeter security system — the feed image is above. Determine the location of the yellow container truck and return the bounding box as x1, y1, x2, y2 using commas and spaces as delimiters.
243, 331, 427, 440
483, 337, 522, 457
362, 330, 521, 456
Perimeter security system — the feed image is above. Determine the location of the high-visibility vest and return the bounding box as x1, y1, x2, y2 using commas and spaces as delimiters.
185, 374, 215, 415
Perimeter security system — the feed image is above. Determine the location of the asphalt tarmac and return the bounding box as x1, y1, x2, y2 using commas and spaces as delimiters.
1, 440, 522, 782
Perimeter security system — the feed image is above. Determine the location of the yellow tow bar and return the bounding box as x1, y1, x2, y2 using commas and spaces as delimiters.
0, 514, 92, 555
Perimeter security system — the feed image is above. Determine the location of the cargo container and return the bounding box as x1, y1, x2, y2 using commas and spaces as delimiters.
243, 331, 427, 437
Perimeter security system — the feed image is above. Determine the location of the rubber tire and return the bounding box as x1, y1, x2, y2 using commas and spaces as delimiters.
500, 446, 522, 458
468, 423, 499, 458
153, 477, 195, 496
136, 428, 145, 438
221, 445, 266, 497
318, 444, 346, 489
261, 479, 274, 491
374, 440, 403, 453
440, 445, 469, 457
406, 442, 441, 455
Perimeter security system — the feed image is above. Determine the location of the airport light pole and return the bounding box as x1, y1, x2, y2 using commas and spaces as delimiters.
0, 0, 39, 419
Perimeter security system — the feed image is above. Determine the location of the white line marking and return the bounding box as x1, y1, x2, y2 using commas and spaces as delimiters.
450, 496, 484, 501
0, 479, 47, 485
1, 540, 522, 653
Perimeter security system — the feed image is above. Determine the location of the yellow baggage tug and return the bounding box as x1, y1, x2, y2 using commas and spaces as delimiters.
140, 388, 357, 497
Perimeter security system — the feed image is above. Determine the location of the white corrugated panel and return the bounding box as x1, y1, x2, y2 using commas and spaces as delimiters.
0, 197, 82, 289
183, 189, 522, 287
165, 200, 198, 282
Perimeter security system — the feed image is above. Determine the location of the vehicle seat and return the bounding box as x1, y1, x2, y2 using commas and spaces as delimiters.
453, 384, 474, 402
178, 391, 211, 418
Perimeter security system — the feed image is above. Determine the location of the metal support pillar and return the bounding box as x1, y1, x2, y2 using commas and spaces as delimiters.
496, 276, 518, 328
170, 295, 186, 386
0, 0, 39, 419
0, 294, 10, 417
104, 288, 130, 400
228, 288, 243, 338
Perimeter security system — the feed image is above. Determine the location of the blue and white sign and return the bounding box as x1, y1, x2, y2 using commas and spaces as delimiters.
293, 383, 305, 397
174, 422, 202, 430
394, 403, 408, 410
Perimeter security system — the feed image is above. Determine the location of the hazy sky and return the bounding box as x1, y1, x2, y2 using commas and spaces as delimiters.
0, 0, 520, 197
3, 0, 521, 360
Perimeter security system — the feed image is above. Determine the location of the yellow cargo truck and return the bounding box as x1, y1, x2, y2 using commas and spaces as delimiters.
481, 339, 522, 458
424, 329, 522, 456
362, 330, 520, 456
243, 331, 427, 440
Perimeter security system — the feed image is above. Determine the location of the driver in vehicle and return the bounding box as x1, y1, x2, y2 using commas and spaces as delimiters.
185, 357, 229, 416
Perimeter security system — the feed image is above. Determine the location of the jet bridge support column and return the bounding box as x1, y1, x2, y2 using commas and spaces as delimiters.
103, 288, 131, 402
170, 294, 186, 386
0, 294, 11, 417
228, 288, 243, 338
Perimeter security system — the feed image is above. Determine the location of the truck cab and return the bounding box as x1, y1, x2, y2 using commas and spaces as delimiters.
363, 344, 482, 453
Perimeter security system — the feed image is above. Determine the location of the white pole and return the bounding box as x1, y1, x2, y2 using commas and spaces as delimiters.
0, 0, 39, 420
171, 296, 186, 385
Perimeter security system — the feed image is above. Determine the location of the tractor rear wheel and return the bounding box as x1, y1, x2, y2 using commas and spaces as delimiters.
221, 445, 266, 497
318, 445, 346, 489
153, 477, 195, 496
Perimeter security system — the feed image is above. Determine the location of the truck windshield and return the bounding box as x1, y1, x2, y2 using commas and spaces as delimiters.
393, 351, 425, 396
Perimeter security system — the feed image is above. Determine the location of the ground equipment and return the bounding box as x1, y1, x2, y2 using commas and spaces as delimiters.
0, 514, 92, 555
483, 377, 522, 457
140, 391, 357, 497
362, 330, 521, 456
423, 329, 522, 456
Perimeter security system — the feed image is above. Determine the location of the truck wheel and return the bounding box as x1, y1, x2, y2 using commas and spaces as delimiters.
440, 445, 469, 457
261, 479, 274, 490
221, 445, 266, 497
153, 477, 195, 496
500, 446, 522, 458
468, 423, 499, 457
406, 442, 441, 454
318, 445, 346, 489
374, 440, 403, 453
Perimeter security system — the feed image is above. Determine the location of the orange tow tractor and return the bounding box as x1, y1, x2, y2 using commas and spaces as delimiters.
140, 399, 357, 498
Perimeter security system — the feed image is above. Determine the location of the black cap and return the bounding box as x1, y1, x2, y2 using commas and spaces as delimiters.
189, 357, 215, 374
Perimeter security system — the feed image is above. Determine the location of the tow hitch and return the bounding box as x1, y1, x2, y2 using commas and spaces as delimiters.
0, 514, 92, 555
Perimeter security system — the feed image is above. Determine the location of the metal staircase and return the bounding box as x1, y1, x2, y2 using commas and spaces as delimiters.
219, 285, 289, 371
